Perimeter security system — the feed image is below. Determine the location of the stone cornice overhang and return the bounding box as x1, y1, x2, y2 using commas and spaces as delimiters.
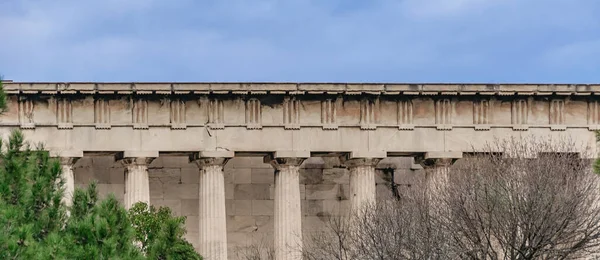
3, 82, 600, 96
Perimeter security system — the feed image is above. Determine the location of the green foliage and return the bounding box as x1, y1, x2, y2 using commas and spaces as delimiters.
0, 75, 7, 113
61, 184, 143, 259
129, 202, 202, 260
0, 130, 67, 259
0, 129, 200, 259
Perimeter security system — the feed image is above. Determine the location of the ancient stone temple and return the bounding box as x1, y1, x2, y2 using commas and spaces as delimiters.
0, 82, 597, 260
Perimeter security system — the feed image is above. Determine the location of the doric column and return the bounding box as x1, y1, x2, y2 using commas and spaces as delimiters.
340, 155, 382, 213
418, 152, 462, 196
51, 151, 83, 207
116, 151, 158, 209
191, 151, 233, 260
59, 157, 79, 207
265, 151, 309, 260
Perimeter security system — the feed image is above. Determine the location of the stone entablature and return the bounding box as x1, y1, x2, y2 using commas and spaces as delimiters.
4, 82, 600, 95
3, 82, 599, 130
0, 82, 596, 158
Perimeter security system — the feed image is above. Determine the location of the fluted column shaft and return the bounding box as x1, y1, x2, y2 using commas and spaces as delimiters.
59, 157, 80, 207
344, 158, 380, 213
421, 158, 453, 193
194, 157, 229, 260
267, 156, 305, 260
121, 157, 155, 209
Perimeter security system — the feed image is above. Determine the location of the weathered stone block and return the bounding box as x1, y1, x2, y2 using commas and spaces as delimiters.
163, 184, 198, 199
321, 168, 348, 184
302, 200, 323, 216
251, 168, 273, 184
185, 215, 199, 233
322, 157, 343, 168
232, 200, 252, 216
254, 216, 273, 232
74, 167, 94, 184
376, 183, 394, 200
300, 168, 323, 184
75, 157, 93, 168
322, 199, 349, 216
305, 184, 340, 200
149, 182, 163, 199
225, 183, 234, 200
148, 168, 181, 184
227, 157, 271, 169
375, 169, 392, 184
91, 167, 111, 184
302, 216, 328, 231
92, 156, 116, 166
224, 167, 234, 183
227, 216, 259, 232
227, 231, 252, 246
234, 184, 253, 200
251, 200, 273, 216
180, 168, 198, 184
181, 199, 199, 216
394, 168, 424, 185
338, 184, 350, 200
109, 168, 125, 184
226, 199, 235, 216
253, 184, 271, 200
97, 184, 124, 199
232, 168, 252, 184
152, 156, 194, 168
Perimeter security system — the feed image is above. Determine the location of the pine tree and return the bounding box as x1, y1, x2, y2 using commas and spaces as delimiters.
0, 76, 8, 112
0, 130, 68, 259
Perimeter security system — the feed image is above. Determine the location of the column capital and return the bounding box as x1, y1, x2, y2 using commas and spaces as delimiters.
264, 151, 308, 169
190, 151, 234, 168
416, 151, 462, 168
340, 157, 381, 168
193, 158, 230, 168
339, 151, 384, 168
120, 157, 155, 166
116, 151, 158, 166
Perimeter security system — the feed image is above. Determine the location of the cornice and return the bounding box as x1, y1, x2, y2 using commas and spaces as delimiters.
3, 82, 600, 96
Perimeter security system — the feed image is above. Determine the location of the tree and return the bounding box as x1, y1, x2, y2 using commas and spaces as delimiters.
440, 138, 600, 259
0, 131, 70, 259
128, 202, 202, 260
0, 75, 8, 112
0, 130, 145, 259
300, 138, 600, 260
61, 183, 144, 259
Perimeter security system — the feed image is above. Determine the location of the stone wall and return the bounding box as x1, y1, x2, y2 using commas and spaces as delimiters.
73, 155, 423, 258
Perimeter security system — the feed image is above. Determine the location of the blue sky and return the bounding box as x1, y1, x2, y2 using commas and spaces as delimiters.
1, 0, 599, 83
